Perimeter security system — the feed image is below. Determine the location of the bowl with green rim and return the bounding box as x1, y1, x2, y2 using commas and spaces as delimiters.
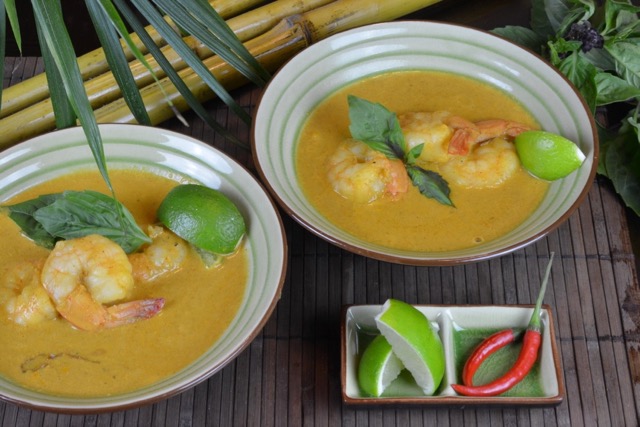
0, 124, 287, 413
252, 21, 597, 265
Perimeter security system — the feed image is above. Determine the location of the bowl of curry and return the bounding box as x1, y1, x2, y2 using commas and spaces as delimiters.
0, 124, 287, 412
252, 21, 598, 265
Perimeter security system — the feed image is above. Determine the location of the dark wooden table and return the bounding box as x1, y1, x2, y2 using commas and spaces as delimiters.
2, 1, 639, 425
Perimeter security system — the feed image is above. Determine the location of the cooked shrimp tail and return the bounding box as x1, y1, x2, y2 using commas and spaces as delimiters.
55, 284, 164, 331
105, 298, 165, 327
42, 234, 164, 331
448, 118, 531, 155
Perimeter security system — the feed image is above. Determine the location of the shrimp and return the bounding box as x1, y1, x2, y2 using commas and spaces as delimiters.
41, 234, 164, 331
439, 137, 520, 189
327, 139, 410, 204
398, 111, 530, 160
398, 111, 455, 163
397, 112, 530, 189
129, 225, 188, 283
447, 117, 531, 155
0, 260, 58, 326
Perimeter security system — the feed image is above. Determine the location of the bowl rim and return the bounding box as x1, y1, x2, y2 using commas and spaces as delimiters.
0, 123, 289, 413
251, 20, 599, 266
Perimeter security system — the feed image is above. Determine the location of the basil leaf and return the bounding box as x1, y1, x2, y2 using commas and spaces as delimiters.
552, 49, 598, 111
595, 72, 640, 105
491, 26, 547, 53
3, 190, 150, 253
348, 95, 405, 159
406, 143, 424, 165
4, 194, 63, 249
606, 40, 640, 88
406, 165, 454, 207
604, 114, 640, 215
602, 1, 640, 37
33, 190, 150, 253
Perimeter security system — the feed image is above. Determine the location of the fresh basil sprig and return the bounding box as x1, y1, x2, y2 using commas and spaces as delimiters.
492, 0, 640, 215
347, 95, 454, 206
3, 190, 151, 253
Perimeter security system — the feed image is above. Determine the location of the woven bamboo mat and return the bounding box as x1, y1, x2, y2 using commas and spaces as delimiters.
2, 46, 640, 426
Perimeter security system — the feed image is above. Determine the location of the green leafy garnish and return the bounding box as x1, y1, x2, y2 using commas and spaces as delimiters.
348, 95, 406, 160
3, 190, 151, 253
406, 165, 454, 207
492, 0, 640, 215
347, 95, 454, 206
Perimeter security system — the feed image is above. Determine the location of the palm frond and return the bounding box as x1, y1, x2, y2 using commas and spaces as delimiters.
1, 0, 22, 106
0, 1, 6, 108
35, 16, 76, 128
128, 0, 253, 125
86, 0, 151, 125
113, 0, 247, 146
31, 0, 113, 192
152, 0, 270, 85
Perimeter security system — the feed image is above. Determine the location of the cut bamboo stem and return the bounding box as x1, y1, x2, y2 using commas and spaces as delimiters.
0, 0, 266, 119
0, 0, 442, 149
95, 0, 443, 125
81, 0, 334, 111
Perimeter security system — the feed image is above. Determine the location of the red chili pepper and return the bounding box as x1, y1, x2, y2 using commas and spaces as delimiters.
451, 253, 554, 397
461, 329, 519, 386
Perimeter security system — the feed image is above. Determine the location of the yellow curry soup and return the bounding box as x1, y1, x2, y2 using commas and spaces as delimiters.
296, 70, 549, 252
0, 169, 248, 397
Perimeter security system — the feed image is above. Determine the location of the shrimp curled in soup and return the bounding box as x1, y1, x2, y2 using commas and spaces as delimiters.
41, 234, 165, 331
0, 260, 58, 326
440, 137, 520, 189
399, 111, 530, 189
327, 139, 410, 204
399, 111, 531, 161
129, 225, 188, 283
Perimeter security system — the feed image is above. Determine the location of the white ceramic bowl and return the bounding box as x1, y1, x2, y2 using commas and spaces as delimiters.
0, 124, 287, 413
252, 21, 598, 265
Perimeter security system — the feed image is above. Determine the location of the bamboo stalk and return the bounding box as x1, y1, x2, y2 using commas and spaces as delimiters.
0, 0, 333, 147
94, 0, 443, 125
0, 0, 442, 149
81, 0, 333, 111
0, 0, 266, 119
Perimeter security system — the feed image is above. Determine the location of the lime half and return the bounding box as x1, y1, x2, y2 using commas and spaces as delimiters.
374, 299, 445, 395
514, 130, 586, 181
157, 184, 245, 255
358, 335, 404, 397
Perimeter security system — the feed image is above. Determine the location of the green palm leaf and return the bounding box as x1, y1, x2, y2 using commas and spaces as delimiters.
113, 0, 247, 147
0, 0, 20, 106
35, 15, 76, 128
129, 0, 252, 125
31, 0, 113, 192
152, 0, 270, 85
0, 1, 7, 108
85, 0, 151, 125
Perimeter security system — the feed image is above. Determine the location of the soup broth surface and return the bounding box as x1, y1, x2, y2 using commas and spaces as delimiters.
0, 169, 248, 397
296, 71, 549, 251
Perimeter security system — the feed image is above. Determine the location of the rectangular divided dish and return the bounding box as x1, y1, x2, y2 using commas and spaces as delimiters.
341, 304, 565, 406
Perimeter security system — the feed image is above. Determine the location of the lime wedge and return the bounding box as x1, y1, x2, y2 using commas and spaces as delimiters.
358, 334, 404, 397
157, 184, 245, 255
514, 130, 586, 181
374, 299, 445, 395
